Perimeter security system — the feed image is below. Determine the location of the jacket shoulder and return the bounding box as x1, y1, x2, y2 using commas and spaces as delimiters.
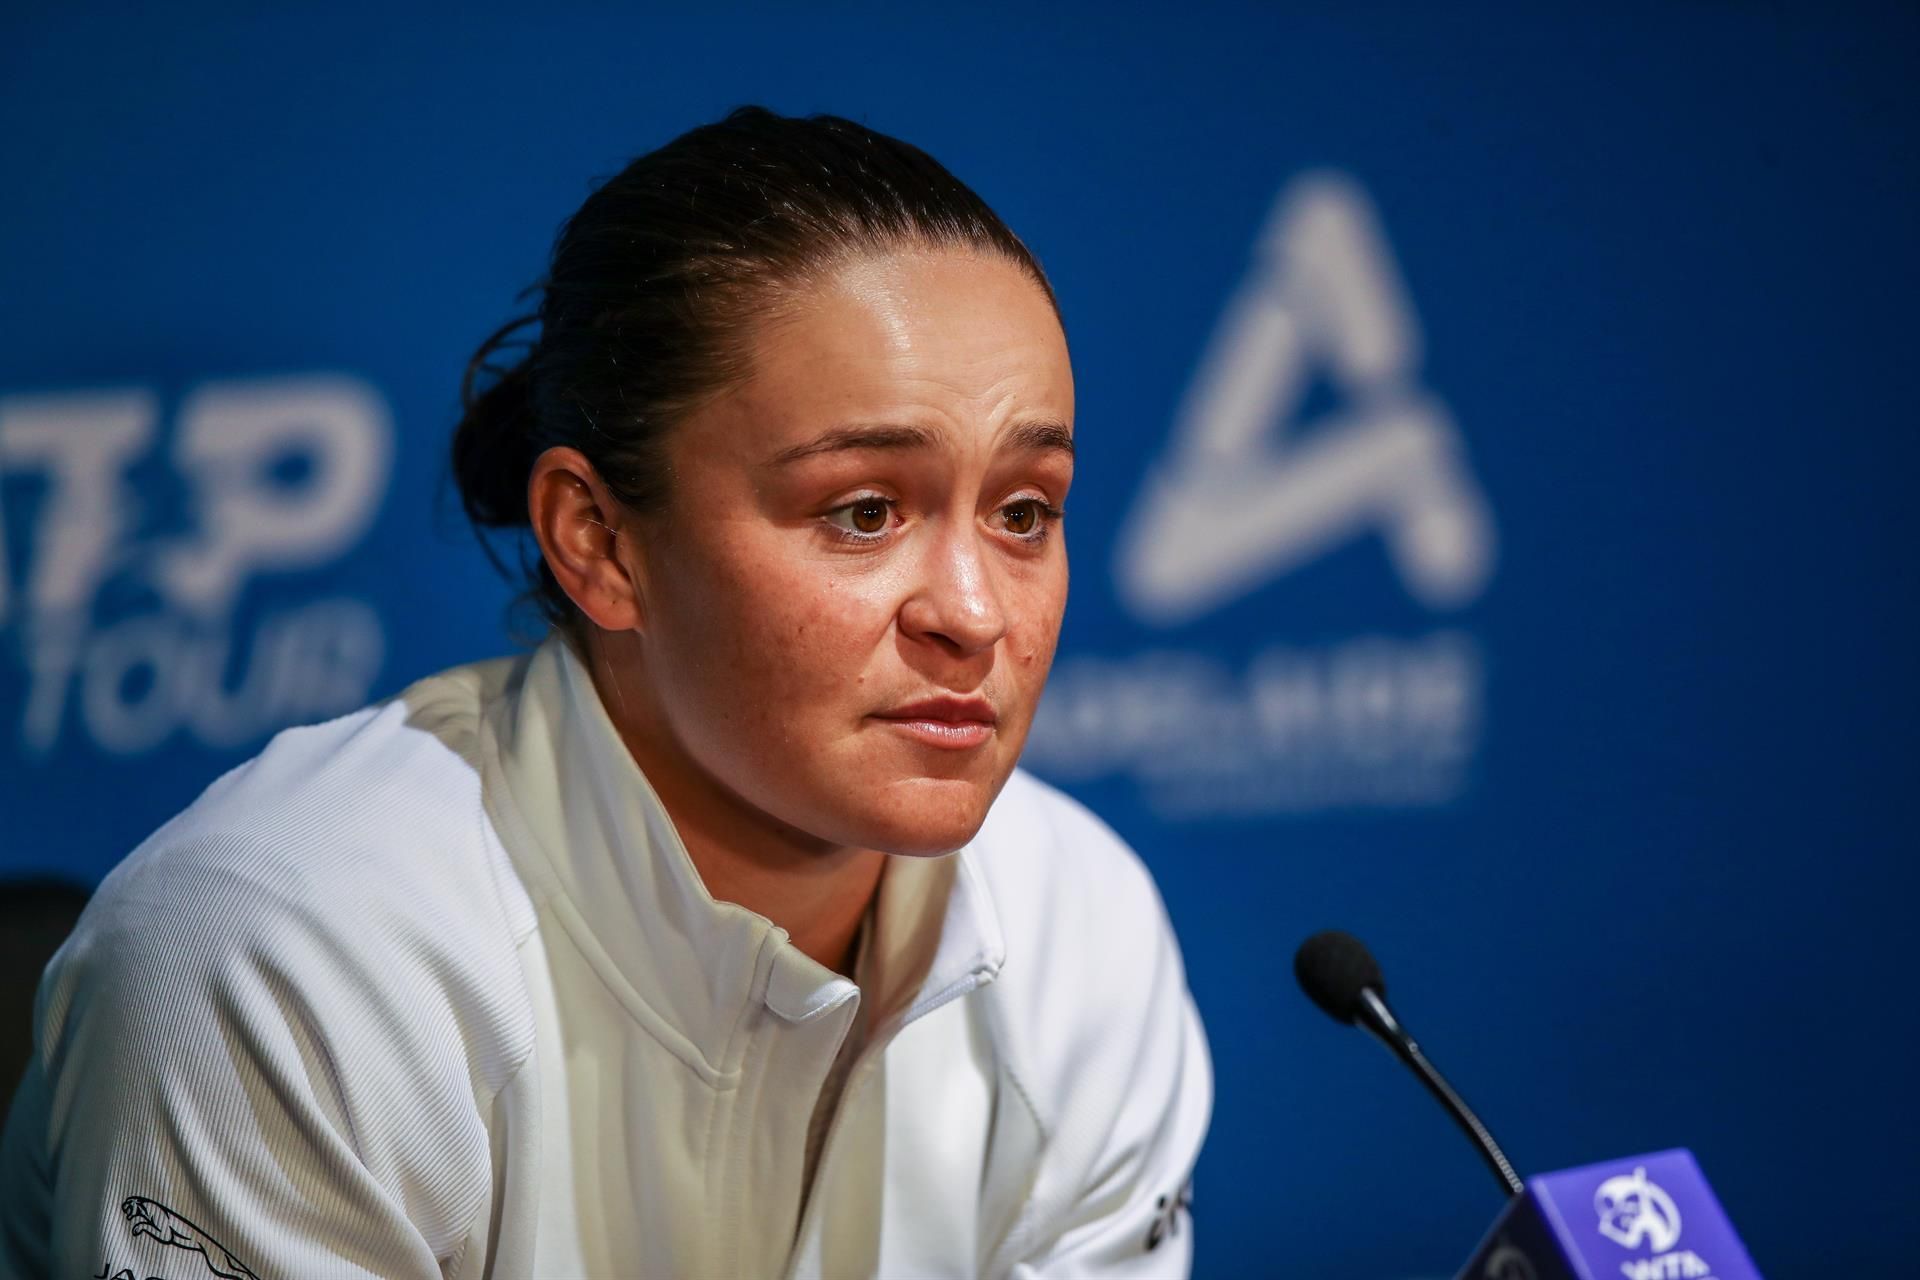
970, 768, 1174, 990
35, 656, 539, 1208
90, 656, 533, 973
143, 652, 519, 849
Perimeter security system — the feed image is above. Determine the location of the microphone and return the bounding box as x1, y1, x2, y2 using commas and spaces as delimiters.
1295, 930, 1766, 1278
1293, 929, 1525, 1197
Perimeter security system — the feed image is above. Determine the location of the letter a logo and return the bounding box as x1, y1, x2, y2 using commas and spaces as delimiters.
1115, 173, 1497, 625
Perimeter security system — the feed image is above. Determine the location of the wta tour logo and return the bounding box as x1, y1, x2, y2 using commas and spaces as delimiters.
1594, 1167, 1720, 1280
1026, 173, 1497, 816
0, 375, 391, 756
1597, 1167, 1683, 1253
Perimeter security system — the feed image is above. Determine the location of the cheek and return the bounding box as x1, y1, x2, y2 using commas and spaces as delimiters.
649, 533, 895, 719
998, 564, 1068, 720
1007, 614, 1058, 684
1015, 559, 1068, 667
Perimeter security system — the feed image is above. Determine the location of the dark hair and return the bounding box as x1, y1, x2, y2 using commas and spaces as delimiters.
452, 105, 1059, 633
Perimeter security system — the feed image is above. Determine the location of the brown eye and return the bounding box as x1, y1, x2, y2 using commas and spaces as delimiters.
826, 496, 895, 538
1002, 501, 1038, 535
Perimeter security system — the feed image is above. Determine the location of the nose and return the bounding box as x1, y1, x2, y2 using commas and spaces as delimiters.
898, 520, 1009, 658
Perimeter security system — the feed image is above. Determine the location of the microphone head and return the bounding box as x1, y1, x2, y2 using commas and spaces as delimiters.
1294, 930, 1386, 1025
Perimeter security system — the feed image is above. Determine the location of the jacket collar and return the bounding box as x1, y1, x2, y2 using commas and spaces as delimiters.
479, 632, 1004, 1075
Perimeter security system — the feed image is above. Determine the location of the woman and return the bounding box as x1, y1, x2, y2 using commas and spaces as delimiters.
0, 106, 1211, 1278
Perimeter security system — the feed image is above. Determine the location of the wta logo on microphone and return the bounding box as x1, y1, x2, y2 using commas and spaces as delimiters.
1597, 1167, 1719, 1280
1598, 1166, 1683, 1253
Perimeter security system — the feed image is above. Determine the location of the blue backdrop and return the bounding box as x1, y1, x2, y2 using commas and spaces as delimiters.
4, 5, 1915, 1274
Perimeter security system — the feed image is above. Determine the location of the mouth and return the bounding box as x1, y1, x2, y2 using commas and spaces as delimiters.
870, 695, 998, 750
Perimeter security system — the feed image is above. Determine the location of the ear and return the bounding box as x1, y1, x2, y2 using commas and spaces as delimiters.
527, 446, 646, 632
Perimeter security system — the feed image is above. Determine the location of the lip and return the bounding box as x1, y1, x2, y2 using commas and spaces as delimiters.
871, 695, 998, 750
877, 695, 997, 725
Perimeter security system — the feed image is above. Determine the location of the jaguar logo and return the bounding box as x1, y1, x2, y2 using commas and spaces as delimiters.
121, 1196, 260, 1279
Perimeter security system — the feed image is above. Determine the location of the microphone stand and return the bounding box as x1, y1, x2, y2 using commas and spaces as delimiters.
1355, 987, 1526, 1198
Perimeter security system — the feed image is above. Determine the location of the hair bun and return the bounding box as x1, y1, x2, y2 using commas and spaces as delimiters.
452, 315, 542, 530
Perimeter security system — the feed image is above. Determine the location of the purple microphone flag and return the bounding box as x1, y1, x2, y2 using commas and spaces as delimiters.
1458, 1149, 1763, 1280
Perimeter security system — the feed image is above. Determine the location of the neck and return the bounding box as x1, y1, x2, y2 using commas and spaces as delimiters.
584, 631, 885, 977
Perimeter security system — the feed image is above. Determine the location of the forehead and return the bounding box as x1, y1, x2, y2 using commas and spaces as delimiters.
696, 248, 1074, 460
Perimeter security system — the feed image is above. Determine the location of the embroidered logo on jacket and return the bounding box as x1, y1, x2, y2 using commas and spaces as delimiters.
118, 1197, 260, 1280
1144, 1179, 1194, 1251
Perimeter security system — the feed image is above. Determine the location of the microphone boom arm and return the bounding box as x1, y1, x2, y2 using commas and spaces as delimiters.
1356, 988, 1526, 1198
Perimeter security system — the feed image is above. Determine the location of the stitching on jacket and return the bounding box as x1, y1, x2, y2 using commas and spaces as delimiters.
475, 702, 741, 1089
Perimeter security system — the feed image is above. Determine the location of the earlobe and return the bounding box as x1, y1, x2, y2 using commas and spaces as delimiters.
527, 446, 646, 632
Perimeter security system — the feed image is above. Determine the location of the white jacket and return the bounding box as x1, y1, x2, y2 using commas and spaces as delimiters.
0, 634, 1211, 1279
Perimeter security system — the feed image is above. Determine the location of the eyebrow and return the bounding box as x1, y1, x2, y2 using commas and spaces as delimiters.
1003, 419, 1076, 459
767, 418, 1075, 466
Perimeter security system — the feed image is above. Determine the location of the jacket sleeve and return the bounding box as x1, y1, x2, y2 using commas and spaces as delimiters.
0, 839, 498, 1280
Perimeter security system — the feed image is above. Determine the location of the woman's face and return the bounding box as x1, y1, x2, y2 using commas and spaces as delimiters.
624, 247, 1074, 856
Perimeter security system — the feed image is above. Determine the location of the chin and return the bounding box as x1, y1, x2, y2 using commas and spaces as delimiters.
838, 774, 1002, 858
